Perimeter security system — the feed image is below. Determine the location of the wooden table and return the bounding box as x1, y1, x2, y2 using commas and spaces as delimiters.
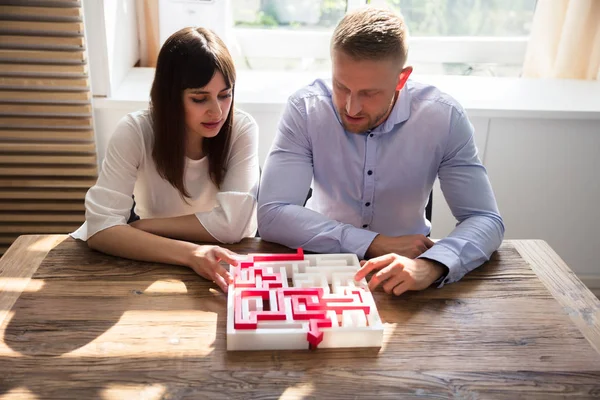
1, 235, 599, 399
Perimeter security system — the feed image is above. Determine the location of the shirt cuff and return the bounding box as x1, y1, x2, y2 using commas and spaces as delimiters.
341, 226, 378, 259
417, 243, 464, 288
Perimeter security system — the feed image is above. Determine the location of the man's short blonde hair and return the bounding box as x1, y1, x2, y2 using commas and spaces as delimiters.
332, 7, 409, 67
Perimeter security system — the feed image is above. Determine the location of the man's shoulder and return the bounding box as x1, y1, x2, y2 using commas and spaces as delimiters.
408, 80, 465, 115
288, 79, 333, 108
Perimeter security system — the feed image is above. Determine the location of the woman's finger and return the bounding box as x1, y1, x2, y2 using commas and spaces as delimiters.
213, 247, 239, 266
213, 272, 229, 293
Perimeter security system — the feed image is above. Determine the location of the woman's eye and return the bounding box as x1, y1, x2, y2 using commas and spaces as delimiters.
219, 93, 232, 100
191, 98, 206, 104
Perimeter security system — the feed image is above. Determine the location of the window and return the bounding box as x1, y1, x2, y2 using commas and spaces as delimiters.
231, 0, 536, 76
234, 0, 348, 30
382, 0, 537, 76
384, 0, 535, 36
231, 0, 349, 72
127, 0, 536, 77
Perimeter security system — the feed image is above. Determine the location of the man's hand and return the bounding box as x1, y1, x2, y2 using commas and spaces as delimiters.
355, 254, 447, 296
365, 234, 434, 259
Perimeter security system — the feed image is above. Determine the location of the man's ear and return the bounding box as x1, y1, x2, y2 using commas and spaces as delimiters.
396, 66, 413, 91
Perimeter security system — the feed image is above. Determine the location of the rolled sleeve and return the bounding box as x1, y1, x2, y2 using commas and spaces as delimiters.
71, 115, 141, 241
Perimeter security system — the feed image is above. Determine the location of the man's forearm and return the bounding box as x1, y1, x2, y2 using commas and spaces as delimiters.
419, 214, 504, 285
258, 203, 377, 256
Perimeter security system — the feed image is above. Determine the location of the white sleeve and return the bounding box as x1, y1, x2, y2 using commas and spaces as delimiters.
196, 112, 260, 243
71, 115, 142, 241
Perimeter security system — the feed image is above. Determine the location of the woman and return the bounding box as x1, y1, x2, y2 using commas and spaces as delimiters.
71, 27, 259, 293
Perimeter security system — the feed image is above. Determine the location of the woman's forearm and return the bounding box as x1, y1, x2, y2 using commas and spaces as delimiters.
87, 224, 198, 266
129, 215, 218, 243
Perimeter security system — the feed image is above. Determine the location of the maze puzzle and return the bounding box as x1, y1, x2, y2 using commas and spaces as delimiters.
226, 249, 384, 350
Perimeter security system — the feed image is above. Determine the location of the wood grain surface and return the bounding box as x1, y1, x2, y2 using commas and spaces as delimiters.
0, 235, 599, 399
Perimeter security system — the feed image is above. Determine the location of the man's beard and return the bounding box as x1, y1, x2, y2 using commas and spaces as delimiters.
338, 107, 392, 134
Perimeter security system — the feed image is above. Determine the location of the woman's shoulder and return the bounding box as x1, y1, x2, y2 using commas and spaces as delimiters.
231, 108, 258, 140
107, 110, 153, 158
112, 110, 152, 143
122, 109, 153, 138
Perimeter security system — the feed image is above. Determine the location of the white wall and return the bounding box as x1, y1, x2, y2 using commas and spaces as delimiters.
486, 119, 600, 278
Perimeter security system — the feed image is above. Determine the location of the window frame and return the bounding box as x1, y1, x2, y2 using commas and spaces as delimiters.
234, 28, 528, 64
232, 0, 531, 65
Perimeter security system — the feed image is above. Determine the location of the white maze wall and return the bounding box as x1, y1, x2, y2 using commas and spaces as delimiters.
227, 250, 384, 351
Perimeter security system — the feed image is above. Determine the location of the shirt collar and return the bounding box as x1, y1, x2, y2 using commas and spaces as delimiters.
327, 79, 412, 135
375, 81, 412, 134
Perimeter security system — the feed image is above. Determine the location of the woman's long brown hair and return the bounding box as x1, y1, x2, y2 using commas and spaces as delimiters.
150, 27, 236, 198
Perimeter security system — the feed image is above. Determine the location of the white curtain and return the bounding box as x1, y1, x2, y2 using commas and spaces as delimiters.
523, 0, 600, 80
136, 0, 159, 67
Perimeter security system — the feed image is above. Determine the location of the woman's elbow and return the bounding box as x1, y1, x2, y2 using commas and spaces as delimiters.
86, 228, 113, 251
217, 231, 246, 244
87, 235, 100, 250
220, 218, 257, 244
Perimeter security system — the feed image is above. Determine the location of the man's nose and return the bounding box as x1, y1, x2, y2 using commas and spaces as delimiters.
345, 94, 361, 116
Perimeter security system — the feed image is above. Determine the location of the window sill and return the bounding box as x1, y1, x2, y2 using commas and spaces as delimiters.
93, 67, 600, 120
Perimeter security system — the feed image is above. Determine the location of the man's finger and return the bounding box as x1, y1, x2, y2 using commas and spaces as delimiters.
359, 260, 367, 267
392, 280, 412, 296
382, 274, 406, 294
214, 247, 239, 266
354, 253, 398, 281
424, 237, 435, 248
368, 264, 398, 292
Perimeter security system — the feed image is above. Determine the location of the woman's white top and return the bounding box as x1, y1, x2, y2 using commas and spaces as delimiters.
71, 108, 259, 243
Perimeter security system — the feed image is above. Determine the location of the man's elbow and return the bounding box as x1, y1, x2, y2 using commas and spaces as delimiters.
478, 211, 505, 247
256, 204, 278, 243
495, 213, 506, 240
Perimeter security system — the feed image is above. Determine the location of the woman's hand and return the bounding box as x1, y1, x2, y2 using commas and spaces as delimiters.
186, 245, 239, 292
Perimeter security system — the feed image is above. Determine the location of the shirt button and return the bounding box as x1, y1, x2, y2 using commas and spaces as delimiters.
369, 134, 374, 138
362, 224, 368, 228
365, 202, 371, 207
367, 170, 373, 175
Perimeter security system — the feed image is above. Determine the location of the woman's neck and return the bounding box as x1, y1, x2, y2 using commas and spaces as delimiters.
185, 133, 204, 160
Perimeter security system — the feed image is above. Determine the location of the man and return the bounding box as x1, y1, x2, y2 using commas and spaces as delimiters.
257, 7, 504, 296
